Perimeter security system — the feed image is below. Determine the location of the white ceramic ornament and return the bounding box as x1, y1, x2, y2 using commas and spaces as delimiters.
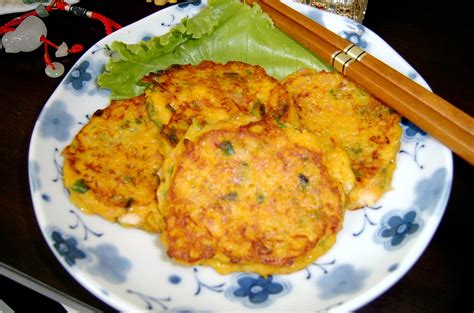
45, 62, 65, 78
1, 15, 47, 53
55, 42, 69, 57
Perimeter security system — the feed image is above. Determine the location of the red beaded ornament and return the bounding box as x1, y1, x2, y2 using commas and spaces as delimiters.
0, 0, 122, 77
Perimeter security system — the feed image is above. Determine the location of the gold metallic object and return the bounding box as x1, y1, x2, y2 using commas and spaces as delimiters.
330, 51, 355, 75
343, 44, 367, 61
298, 0, 368, 23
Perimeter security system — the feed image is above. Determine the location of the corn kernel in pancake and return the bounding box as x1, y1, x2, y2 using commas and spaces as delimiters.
62, 96, 165, 232
282, 69, 402, 210
158, 116, 354, 276
143, 61, 297, 151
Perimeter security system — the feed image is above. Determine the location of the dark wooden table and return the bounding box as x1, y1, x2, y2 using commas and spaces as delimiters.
1, 1, 472, 312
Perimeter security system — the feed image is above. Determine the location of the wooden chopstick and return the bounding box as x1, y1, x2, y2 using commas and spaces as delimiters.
247, 0, 474, 164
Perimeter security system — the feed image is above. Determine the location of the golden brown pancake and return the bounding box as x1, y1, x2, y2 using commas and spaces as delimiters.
282, 69, 402, 210
62, 96, 165, 232
158, 116, 355, 275
62, 60, 402, 276
143, 60, 297, 154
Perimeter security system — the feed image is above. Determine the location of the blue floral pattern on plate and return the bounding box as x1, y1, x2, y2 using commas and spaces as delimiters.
178, 0, 202, 8
414, 168, 449, 212
28, 1, 452, 311
317, 264, 369, 299
193, 267, 225, 295
38, 100, 75, 142
48, 225, 132, 283
51, 230, 87, 266
341, 24, 368, 48
126, 289, 171, 310
401, 117, 428, 141
88, 244, 132, 284
64, 60, 93, 91
232, 275, 283, 303
376, 210, 423, 250
225, 273, 290, 308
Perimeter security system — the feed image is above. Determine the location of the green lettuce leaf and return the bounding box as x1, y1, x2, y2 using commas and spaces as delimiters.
98, 0, 331, 99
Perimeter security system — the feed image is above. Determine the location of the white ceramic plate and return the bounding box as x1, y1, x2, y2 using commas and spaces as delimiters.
28, 1, 453, 311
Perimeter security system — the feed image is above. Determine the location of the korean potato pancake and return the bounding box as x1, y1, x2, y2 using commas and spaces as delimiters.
158, 117, 355, 276
62, 96, 165, 232
62, 60, 403, 276
283, 69, 402, 210
143, 61, 297, 153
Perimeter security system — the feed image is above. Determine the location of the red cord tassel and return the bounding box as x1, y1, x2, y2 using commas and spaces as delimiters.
1, 2, 122, 36
54, 2, 122, 35
41, 36, 55, 70
90, 12, 122, 35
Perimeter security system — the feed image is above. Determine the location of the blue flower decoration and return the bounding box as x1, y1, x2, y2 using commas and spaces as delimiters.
414, 168, 448, 212
39, 100, 74, 142
178, 0, 202, 9
88, 244, 132, 284
65, 61, 92, 91
225, 274, 290, 307
341, 25, 368, 49
401, 117, 427, 141
317, 264, 369, 299
51, 231, 86, 266
376, 210, 422, 249
234, 276, 282, 303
